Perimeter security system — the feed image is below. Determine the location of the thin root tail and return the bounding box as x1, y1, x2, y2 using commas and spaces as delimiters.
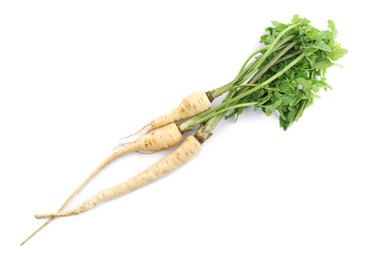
118, 124, 152, 143
113, 141, 133, 152
20, 218, 54, 246
35, 211, 73, 219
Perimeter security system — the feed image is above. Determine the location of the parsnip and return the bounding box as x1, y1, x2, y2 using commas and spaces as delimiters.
36, 136, 202, 218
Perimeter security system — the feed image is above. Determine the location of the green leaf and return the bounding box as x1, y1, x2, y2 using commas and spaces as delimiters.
300, 18, 310, 26
260, 34, 274, 45
313, 40, 332, 52
271, 21, 288, 32
288, 105, 297, 111
292, 15, 301, 24
264, 107, 273, 116
313, 58, 333, 69
286, 109, 298, 122
328, 20, 336, 31
320, 30, 335, 44
327, 44, 348, 60
306, 29, 320, 40
295, 100, 307, 121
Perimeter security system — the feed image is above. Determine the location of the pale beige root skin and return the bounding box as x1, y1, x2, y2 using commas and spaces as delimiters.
135, 123, 182, 151
148, 91, 211, 130
21, 123, 182, 246
35, 136, 201, 218
53, 122, 182, 208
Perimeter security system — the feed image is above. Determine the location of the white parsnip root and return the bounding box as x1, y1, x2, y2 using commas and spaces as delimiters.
145, 91, 212, 132
23, 92, 209, 245
20, 123, 182, 246
52, 122, 183, 211
35, 135, 202, 218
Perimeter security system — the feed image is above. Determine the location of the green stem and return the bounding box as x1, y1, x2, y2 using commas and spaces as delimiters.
272, 49, 303, 66
194, 114, 223, 142
193, 102, 257, 125
180, 83, 248, 131
295, 99, 307, 121
239, 24, 297, 83
183, 27, 302, 134
210, 59, 258, 99
248, 41, 297, 84
210, 27, 297, 99
235, 83, 258, 88
272, 35, 296, 52
259, 52, 305, 87
194, 52, 306, 127
237, 46, 268, 75
234, 35, 296, 87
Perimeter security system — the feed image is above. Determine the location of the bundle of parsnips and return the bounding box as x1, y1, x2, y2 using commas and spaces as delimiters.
22, 15, 346, 245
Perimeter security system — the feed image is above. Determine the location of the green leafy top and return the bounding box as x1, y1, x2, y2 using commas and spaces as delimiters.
214, 15, 346, 130
181, 15, 347, 139
254, 15, 347, 129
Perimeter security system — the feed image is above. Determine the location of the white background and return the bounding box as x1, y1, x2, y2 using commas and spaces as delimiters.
1, 0, 367, 259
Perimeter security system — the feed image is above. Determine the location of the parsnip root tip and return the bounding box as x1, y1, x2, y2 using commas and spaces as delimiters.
20, 218, 53, 246
35, 212, 70, 219
35, 214, 47, 219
